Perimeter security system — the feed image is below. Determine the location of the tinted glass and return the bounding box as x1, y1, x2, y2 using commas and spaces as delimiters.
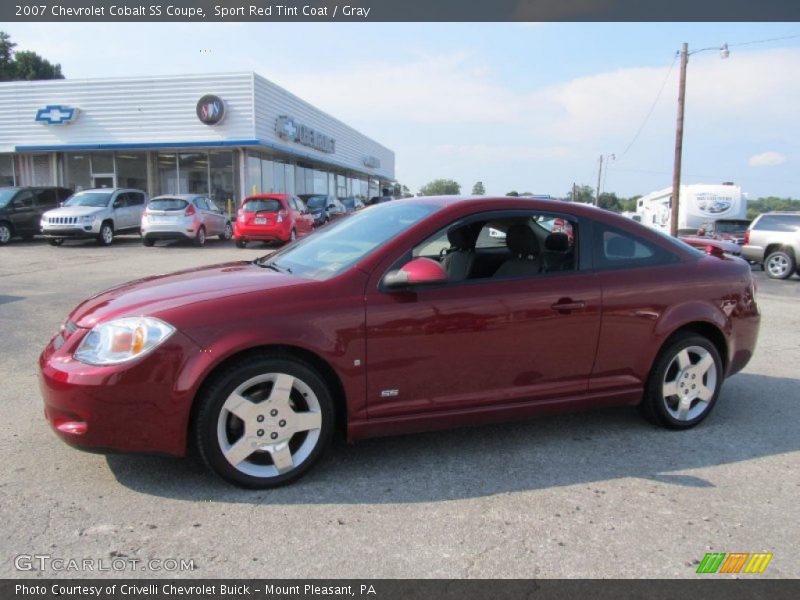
243, 199, 282, 213
35, 189, 57, 207
715, 220, 749, 233
149, 198, 189, 211
14, 190, 34, 208
341, 198, 355, 210
753, 214, 800, 232
593, 225, 677, 269
127, 192, 145, 207
65, 191, 112, 208
305, 196, 327, 209
261, 202, 441, 280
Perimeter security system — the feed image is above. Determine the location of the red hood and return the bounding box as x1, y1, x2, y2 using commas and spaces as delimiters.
70, 261, 302, 328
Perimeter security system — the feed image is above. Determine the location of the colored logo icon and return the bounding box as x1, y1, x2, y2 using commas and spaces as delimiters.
35, 105, 79, 125
196, 95, 226, 125
696, 552, 773, 574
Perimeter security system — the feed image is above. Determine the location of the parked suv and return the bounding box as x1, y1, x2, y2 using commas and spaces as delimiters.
41, 188, 147, 246
0, 186, 72, 244
742, 212, 800, 279
141, 194, 233, 247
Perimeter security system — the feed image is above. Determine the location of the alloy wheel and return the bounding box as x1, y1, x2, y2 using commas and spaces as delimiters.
215, 373, 323, 478
100, 224, 114, 245
661, 345, 718, 422
0, 224, 11, 244
766, 253, 791, 278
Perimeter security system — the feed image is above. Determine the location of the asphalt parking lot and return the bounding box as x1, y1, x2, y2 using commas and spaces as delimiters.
1, 235, 798, 579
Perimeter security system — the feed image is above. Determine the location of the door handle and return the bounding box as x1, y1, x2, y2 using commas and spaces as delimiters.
550, 299, 586, 313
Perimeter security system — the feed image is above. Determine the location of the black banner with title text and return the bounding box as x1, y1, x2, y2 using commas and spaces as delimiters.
3, 0, 800, 22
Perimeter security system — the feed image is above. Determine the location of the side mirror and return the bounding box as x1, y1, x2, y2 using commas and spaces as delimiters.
383, 257, 448, 288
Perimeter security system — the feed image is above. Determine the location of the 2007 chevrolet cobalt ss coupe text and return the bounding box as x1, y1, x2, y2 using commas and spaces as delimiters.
39, 197, 760, 488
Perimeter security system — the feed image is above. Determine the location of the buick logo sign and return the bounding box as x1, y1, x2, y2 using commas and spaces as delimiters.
196, 95, 226, 126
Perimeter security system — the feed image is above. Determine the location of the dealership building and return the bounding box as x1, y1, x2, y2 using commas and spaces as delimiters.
0, 72, 395, 211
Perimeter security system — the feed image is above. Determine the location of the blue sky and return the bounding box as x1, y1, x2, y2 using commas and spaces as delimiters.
6, 22, 800, 198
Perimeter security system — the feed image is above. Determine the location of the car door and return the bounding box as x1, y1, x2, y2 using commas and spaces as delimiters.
111, 192, 130, 230
203, 197, 225, 235
295, 197, 315, 233
33, 189, 58, 232
9, 190, 37, 235
127, 192, 146, 229
363, 210, 602, 419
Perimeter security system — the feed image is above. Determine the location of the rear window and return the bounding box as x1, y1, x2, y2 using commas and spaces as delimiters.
753, 214, 800, 232
243, 199, 282, 213
149, 198, 188, 211
306, 196, 328, 209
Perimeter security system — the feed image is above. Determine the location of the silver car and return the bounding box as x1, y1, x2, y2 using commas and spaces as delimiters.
141, 194, 233, 247
742, 212, 800, 279
40, 188, 147, 246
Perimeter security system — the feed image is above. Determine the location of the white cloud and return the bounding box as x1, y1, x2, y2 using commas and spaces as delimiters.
748, 151, 788, 167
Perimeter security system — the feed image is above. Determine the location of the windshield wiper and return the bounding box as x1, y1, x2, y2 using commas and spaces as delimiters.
258, 260, 292, 274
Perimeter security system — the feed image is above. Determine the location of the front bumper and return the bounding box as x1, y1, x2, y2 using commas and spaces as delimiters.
38, 323, 204, 456
41, 226, 99, 239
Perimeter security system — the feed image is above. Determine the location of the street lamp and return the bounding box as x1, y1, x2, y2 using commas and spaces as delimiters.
670, 42, 729, 236
595, 153, 615, 206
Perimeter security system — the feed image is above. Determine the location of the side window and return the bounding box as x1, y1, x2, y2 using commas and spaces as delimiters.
128, 192, 145, 207
754, 215, 800, 232
413, 230, 450, 258
194, 197, 207, 210
593, 225, 675, 269
14, 191, 35, 208
113, 193, 129, 208
57, 188, 73, 202
295, 197, 307, 212
34, 189, 56, 208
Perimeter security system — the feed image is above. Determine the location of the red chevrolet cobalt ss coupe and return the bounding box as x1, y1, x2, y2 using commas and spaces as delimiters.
39, 197, 760, 488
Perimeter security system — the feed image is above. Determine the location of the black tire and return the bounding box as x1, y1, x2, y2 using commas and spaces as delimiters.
220, 222, 233, 241
0, 222, 12, 245
97, 222, 114, 246
639, 333, 723, 429
142, 237, 155, 247
195, 354, 335, 488
193, 226, 206, 247
235, 238, 247, 248
764, 249, 795, 280
48, 238, 64, 246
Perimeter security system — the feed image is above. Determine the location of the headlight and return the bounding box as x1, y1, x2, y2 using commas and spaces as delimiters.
78, 215, 96, 224
74, 317, 175, 365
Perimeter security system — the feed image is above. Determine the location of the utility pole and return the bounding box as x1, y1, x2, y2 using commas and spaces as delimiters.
595, 155, 603, 206
671, 42, 689, 237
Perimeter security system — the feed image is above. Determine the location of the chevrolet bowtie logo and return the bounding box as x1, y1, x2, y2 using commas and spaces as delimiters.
35, 105, 79, 125
276, 116, 298, 140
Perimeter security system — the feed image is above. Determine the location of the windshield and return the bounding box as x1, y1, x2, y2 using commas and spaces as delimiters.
716, 220, 749, 233
243, 199, 282, 213
0, 188, 19, 207
149, 198, 188, 211
65, 191, 112, 208
260, 202, 441, 280
306, 196, 328, 209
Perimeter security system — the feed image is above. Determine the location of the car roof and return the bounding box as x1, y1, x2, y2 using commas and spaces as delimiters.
243, 194, 291, 200
150, 194, 203, 200
74, 188, 145, 193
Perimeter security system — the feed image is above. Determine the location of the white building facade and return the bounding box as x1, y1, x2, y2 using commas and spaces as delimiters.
0, 72, 395, 211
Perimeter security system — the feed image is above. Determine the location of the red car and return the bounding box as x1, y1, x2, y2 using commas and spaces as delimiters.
234, 193, 315, 248
39, 197, 760, 488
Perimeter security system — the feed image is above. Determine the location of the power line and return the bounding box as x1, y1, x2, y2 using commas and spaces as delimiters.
617, 54, 678, 160
727, 33, 800, 48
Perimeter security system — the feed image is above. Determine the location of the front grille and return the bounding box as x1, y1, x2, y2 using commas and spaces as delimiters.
48, 216, 78, 225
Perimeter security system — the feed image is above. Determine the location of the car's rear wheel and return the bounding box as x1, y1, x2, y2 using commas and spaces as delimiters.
0, 222, 12, 244
220, 222, 233, 241
639, 333, 723, 429
48, 238, 64, 246
194, 226, 206, 247
97, 222, 114, 246
142, 237, 155, 247
765, 250, 795, 280
235, 238, 247, 248
195, 355, 334, 488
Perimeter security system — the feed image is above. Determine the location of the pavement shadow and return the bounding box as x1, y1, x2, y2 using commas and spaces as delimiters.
106, 372, 800, 504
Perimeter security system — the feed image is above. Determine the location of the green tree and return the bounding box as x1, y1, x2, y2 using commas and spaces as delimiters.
598, 192, 622, 212
566, 184, 594, 203
0, 31, 64, 81
506, 190, 519, 197
420, 179, 460, 196
471, 181, 486, 195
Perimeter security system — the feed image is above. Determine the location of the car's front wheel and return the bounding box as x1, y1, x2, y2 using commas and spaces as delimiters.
220, 222, 233, 241
195, 355, 334, 488
142, 237, 155, 247
0, 222, 12, 244
48, 238, 64, 246
194, 226, 206, 247
235, 238, 247, 248
639, 333, 723, 429
97, 222, 114, 246
765, 249, 795, 280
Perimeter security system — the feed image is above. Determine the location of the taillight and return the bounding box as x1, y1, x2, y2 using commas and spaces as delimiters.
185, 204, 196, 216
743, 229, 750, 245
237, 210, 245, 223
277, 210, 287, 224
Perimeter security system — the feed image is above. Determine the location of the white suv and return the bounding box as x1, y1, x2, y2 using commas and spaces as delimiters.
41, 188, 147, 246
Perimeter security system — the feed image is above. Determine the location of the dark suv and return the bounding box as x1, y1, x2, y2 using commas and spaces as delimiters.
742, 212, 800, 279
0, 186, 72, 244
